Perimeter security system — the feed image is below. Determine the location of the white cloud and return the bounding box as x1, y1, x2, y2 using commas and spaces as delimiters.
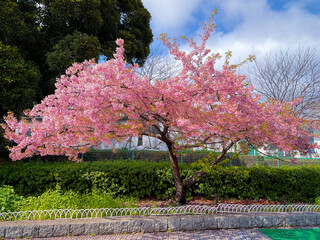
202, 0, 320, 64
143, 0, 320, 67
142, 0, 200, 35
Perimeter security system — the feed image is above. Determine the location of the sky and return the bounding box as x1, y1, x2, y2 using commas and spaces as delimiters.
141, 0, 320, 64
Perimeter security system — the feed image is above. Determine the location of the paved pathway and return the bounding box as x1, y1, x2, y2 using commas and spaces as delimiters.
10, 229, 272, 239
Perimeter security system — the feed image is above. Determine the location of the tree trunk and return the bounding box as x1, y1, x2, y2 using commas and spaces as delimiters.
166, 140, 235, 204
167, 144, 187, 204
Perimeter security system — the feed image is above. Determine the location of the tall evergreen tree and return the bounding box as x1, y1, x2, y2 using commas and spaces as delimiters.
0, 42, 40, 118
0, 0, 153, 98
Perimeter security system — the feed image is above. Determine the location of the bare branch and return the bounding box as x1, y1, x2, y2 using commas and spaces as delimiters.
135, 43, 182, 83
245, 46, 320, 119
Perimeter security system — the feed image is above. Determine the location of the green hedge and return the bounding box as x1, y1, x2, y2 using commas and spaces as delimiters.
0, 161, 180, 199
195, 165, 320, 203
1, 161, 320, 203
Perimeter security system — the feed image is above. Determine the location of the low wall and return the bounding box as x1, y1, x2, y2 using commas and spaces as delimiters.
1, 213, 319, 239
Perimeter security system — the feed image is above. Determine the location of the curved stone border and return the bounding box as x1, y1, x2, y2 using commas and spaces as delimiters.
1, 212, 320, 239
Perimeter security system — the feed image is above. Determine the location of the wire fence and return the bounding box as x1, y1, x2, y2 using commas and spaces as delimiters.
81, 150, 264, 167
2, 150, 320, 168
81, 150, 320, 168
217, 203, 320, 214
263, 156, 320, 168
0, 205, 217, 221
1, 150, 263, 166
1, 204, 319, 221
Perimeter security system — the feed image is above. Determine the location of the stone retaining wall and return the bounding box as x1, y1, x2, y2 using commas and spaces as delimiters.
0, 213, 319, 239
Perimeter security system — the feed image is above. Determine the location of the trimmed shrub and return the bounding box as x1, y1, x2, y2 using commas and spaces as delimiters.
0, 161, 320, 203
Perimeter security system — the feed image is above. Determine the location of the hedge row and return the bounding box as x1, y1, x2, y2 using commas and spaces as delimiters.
1, 161, 320, 203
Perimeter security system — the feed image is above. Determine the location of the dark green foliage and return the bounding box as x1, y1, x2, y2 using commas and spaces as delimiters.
195, 165, 320, 203
1, 161, 320, 203
0, 132, 10, 158
0, 41, 40, 152
0, 0, 153, 100
46, 31, 101, 76
0, 42, 41, 117
0, 161, 180, 198
37, 0, 153, 73
0, 0, 44, 64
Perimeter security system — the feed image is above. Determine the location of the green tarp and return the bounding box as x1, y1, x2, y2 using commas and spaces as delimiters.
259, 228, 320, 240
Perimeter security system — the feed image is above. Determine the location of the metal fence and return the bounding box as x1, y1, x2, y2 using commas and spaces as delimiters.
217, 203, 320, 214
81, 150, 320, 168
81, 150, 264, 167
0, 205, 217, 221
264, 156, 320, 168
1, 204, 319, 221
2, 149, 320, 167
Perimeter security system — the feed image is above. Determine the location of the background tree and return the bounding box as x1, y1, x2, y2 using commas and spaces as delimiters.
0, 42, 40, 118
246, 47, 320, 119
0, 42, 41, 152
136, 43, 182, 83
0, 0, 45, 65
0, 0, 153, 99
38, 0, 153, 97
38, 0, 153, 65
2, 14, 314, 204
46, 31, 101, 76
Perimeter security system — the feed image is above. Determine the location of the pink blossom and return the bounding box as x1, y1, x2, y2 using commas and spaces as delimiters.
1, 12, 316, 162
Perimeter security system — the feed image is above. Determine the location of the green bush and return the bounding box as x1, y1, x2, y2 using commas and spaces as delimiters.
19, 184, 136, 211
0, 161, 178, 198
0, 184, 137, 213
1, 161, 320, 203
0, 185, 23, 212
194, 165, 320, 203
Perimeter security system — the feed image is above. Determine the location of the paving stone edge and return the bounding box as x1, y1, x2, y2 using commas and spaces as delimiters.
0, 213, 319, 238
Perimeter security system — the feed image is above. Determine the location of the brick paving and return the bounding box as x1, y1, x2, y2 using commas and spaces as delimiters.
10, 229, 272, 240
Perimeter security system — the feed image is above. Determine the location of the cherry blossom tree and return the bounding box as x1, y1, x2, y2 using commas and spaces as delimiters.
1, 12, 315, 204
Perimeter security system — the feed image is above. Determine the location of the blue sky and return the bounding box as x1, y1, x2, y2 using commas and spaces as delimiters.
141, 0, 320, 63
